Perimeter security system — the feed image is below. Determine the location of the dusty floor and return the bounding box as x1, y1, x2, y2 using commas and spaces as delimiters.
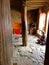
12, 34, 46, 65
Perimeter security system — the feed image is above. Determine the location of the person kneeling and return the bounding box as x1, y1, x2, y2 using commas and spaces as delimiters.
37, 32, 46, 45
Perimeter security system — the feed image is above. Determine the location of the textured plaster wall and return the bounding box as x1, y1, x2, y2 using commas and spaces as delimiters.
11, 9, 38, 24
11, 10, 21, 23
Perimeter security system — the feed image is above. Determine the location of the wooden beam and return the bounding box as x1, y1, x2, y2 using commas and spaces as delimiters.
27, 4, 45, 7
26, 0, 49, 2
21, 2, 28, 46
27, 2, 48, 10
27, 7, 39, 10
26, 2, 48, 5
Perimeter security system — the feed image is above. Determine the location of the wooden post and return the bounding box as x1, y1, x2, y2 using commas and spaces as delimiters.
21, 2, 28, 46
0, 0, 13, 65
0, 1, 4, 65
45, 11, 49, 36
44, 24, 49, 65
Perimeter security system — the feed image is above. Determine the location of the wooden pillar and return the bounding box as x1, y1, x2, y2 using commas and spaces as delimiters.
0, 1, 4, 65
21, 2, 28, 46
0, 0, 13, 65
45, 11, 49, 36
44, 23, 49, 65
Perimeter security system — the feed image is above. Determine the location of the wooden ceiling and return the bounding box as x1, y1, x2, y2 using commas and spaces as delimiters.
10, 0, 49, 10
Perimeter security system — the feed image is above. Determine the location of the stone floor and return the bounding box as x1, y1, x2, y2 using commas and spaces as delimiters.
12, 34, 46, 65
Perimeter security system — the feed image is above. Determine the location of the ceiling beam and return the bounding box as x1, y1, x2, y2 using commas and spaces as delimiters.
26, 2, 48, 5
26, 0, 49, 2
27, 6, 41, 10
10, 0, 49, 11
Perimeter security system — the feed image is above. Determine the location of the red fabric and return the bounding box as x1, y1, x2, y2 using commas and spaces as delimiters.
13, 29, 21, 34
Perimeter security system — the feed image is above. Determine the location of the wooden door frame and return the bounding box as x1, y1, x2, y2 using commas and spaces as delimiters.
0, 0, 13, 65
44, 24, 49, 65
0, 0, 49, 65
